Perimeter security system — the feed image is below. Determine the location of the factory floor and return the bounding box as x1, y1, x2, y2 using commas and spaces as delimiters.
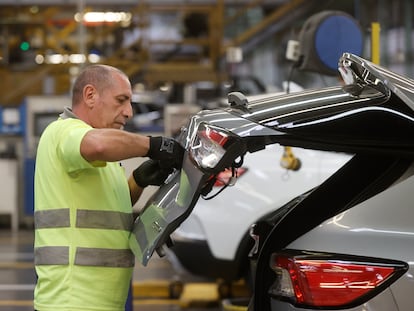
0, 228, 250, 311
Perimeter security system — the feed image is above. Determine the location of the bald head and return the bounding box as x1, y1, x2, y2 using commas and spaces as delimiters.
72, 64, 129, 107
70, 64, 133, 129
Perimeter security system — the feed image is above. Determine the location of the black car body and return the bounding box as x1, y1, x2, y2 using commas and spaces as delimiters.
130, 53, 414, 310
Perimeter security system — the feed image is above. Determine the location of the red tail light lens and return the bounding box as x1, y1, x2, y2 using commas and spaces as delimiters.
214, 167, 247, 187
269, 250, 407, 308
190, 124, 232, 170
202, 127, 229, 146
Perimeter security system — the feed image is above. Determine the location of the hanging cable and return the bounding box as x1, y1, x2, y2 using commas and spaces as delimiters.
202, 166, 238, 200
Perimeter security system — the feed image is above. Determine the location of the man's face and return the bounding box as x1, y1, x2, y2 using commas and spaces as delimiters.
92, 73, 133, 129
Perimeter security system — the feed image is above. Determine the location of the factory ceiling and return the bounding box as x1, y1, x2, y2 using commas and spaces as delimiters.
0, 0, 324, 105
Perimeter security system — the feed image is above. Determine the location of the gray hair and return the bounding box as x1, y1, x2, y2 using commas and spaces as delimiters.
71, 64, 127, 106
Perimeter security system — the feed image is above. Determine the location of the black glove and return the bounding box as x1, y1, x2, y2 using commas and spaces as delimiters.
133, 159, 173, 188
147, 136, 184, 169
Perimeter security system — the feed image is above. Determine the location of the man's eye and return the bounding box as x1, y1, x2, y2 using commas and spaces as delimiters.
117, 97, 128, 104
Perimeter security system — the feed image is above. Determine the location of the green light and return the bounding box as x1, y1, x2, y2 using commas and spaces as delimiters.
20, 41, 30, 51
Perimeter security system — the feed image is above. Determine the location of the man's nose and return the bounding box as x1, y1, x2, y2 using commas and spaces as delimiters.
124, 103, 133, 119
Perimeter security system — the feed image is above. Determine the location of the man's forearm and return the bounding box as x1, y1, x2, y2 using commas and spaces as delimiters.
80, 129, 150, 162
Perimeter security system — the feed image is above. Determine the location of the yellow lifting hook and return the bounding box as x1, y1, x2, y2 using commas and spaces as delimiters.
280, 146, 302, 171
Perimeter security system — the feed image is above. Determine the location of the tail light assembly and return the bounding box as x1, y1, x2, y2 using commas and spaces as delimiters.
214, 167, 247, 187
269, 250, 407, 309
188, 122, 247, 198
189, 122, 245, 171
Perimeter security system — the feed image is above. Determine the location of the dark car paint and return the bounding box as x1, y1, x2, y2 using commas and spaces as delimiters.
224, 86, 414, 155
246, 54, 414, 311
132, 53, 414, 303
251, 155, 412, 311
193, 86, 414, 161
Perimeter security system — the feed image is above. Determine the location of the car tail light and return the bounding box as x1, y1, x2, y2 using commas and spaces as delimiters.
269, 250, 407, 309
190, 123, 238, 170
214, 167, 247, 187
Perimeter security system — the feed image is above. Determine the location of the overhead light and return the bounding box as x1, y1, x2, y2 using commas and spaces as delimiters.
34, 53, 101, 65
74, 11, 132, 25
69, 54, 86, 64
46, 54, 67, 64
88, 53, 100, 63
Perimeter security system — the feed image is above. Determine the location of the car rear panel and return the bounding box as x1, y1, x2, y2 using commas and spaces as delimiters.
270, 288, 399, 311
131, 53, 414, 289
286, 170, 414, 311
251, 155, 412, 311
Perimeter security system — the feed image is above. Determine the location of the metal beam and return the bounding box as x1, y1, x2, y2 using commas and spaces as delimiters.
0, 0, 288, 5
0, 0, 141, 4
224, 0, 306, 51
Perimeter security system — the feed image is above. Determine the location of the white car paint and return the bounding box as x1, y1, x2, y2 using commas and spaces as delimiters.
173, 144, 351, 261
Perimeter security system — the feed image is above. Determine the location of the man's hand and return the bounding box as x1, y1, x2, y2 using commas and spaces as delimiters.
147, 136, 184, 169
133, 159, 173, 188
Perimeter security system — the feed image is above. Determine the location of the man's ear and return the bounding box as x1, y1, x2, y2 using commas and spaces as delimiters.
83, 84, 96, 109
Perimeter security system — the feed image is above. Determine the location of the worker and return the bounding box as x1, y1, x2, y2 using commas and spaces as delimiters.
33, 64, 184, 311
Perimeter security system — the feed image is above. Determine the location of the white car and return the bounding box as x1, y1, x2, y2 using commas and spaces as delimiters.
168, 144, 351, 283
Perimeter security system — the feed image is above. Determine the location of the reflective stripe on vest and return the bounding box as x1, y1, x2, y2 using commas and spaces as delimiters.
35, 246, 69, 265
76, 209, 133, 230
35, 209, 133, 230
75, 248, 134, 267
35, 209, 70, 228
35, 208, 134, 267
35, 246, 134, 267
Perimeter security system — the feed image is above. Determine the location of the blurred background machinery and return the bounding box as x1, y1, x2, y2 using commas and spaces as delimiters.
0, 0, 413, 229
0, 0, 378, 106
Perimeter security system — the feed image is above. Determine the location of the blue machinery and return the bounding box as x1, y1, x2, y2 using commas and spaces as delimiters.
0, 104, 25, 231
23, 95, 71, 222
0, 96, 70, 229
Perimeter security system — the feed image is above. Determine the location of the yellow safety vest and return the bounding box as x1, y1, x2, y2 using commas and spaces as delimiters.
34, 111, 134, 311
